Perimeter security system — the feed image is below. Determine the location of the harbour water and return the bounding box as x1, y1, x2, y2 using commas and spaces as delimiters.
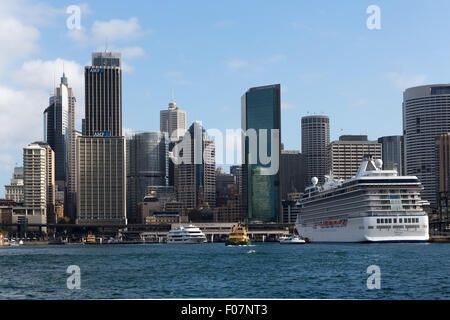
1, 243, 449, 299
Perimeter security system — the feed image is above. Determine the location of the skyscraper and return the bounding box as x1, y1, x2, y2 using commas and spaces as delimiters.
23, 142, 55, 219
4, 167, 24, 204
241, 84, 281, 222
160, 101, 187, 142
126, 132, 169, 223
327, 135, 382, 180
43, 73, 77, 219
301, 115, 329, 184
173, 121, 216, 209
280, 150, 307, 199
403, 84, 450, 207
378, 135, 404, 174
84, 52, 122, 137
77, 52, 126, 225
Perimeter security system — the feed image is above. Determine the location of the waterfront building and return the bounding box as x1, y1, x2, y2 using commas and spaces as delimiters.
4, 167, 24, 204
76, 136, 126, 225
436, 134, 450, 198
282, 200, 301, 224
301, 115, 330, 184
76, 52, 126, 225
327, 135, 382, 180
241, 84, 281, 222
126, 132, 169, 223
215, 168, 236, 207
378, 135, 404, 174
403, 84, 450, 207
173, 121, 216, 209
0, 199, 14, 225
280, 150, 307, 199
23, 143, 55, 219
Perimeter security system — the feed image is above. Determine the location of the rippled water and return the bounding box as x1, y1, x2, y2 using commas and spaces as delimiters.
0, 243, 449, 299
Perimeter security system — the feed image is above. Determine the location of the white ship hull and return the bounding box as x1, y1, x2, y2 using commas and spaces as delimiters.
167, 237, 206, 244
296, 215, 429, 243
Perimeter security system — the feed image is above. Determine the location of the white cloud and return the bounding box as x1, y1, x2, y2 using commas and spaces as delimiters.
386, 72, 427, 90
0, 85, 46, 156
11, 58, 85, 132
92, 17, 145, 42
0, 17, 40, 70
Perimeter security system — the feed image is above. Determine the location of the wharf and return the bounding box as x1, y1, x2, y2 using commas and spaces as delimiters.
429, 235, 450, 243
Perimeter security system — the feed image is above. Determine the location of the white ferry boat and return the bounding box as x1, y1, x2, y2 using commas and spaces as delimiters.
167, 225, 207, 244
279, 235, 306, 244
295, 156, 429, 243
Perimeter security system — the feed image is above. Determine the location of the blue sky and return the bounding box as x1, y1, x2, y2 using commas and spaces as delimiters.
2, 0, 450, 196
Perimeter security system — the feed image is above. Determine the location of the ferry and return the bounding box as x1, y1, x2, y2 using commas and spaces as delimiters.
0, 234, 9, 246
85, 234, 97, 244
167, 225, 207, 244
295, 156, 429, 243
225, 222, 251, 246
279, 234, 306, 244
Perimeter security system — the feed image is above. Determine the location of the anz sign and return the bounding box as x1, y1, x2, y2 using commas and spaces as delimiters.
90, 68, 104, 73
93, 131, 110, 137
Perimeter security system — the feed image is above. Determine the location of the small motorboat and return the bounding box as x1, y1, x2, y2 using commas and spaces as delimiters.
279, 234, 306, 244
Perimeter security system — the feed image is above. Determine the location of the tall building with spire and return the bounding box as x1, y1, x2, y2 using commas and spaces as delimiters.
77, 52, 126, 225
160, 100, 187, 142
43, 72, 77, 219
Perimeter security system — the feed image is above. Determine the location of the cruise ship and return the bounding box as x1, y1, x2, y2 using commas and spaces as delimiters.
167, 225, 207, 244
295, 156, 429, 243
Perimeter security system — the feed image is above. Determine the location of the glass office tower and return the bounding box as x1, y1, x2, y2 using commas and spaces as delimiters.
126, 132, 169, 223
241, 84, 281, 222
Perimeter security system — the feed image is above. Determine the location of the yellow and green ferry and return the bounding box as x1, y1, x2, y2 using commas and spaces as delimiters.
225, 222, 251, 246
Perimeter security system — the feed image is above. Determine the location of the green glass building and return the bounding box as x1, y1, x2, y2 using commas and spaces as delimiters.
241, 84, 281, 222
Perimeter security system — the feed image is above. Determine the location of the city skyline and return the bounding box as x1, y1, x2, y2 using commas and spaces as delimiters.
4, 1, 450, 197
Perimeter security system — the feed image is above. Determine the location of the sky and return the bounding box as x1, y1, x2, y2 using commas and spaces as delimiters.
2, 0, 450, 196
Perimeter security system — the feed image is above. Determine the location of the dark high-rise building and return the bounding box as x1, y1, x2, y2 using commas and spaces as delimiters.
43, 73, 73, 182
77, 52, 126, 225
84, 52, 122, 137
302, 115, 329, 184
173, 121, 216, 209
280, 150, 307, 200
436, 134, 450, 195
378, 135, 404, 174
126, 132, 169, 223
241, 84, 281, 222
403, 84, 450, 207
